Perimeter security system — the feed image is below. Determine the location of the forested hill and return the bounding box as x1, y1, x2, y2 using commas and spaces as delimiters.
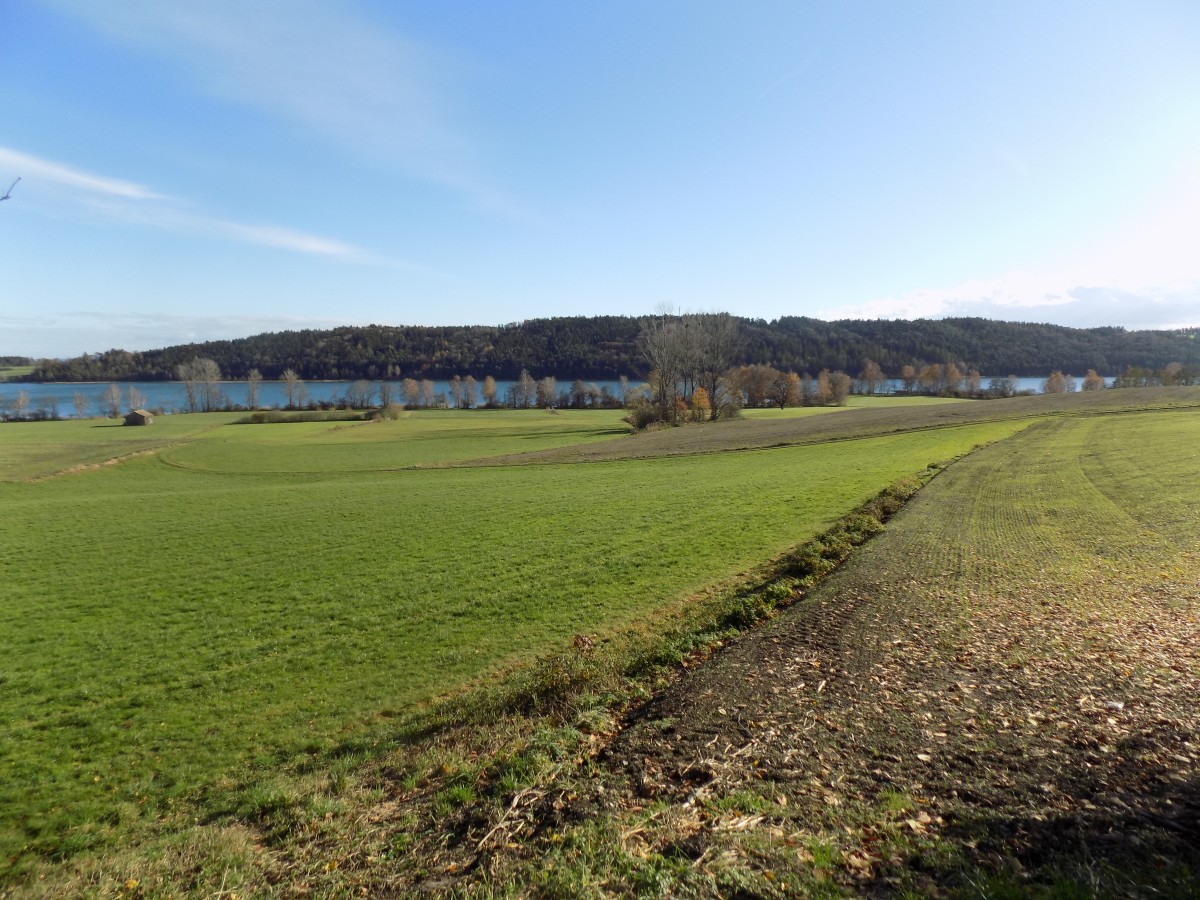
20, 316, 1200, 382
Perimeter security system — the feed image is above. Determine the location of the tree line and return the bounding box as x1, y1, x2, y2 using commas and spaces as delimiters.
17, 316, 1200, 384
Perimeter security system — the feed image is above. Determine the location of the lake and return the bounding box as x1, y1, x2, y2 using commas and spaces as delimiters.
0, 378, 637, 418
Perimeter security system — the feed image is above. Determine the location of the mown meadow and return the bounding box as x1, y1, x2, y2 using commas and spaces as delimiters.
0, 404, 1025, 878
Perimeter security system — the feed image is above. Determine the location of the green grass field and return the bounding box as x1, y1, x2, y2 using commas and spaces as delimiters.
3, 389, 1199, 892
0, 407, 1025, 874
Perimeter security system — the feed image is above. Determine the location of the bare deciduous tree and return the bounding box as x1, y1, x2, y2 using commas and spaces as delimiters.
402, 378, 420, 409
536, 376, 557, 409
72, 392, 88, 419
347, 379, 373, 408
177, 357, 222, 411
100, 383, 122, 418
641, 310, 686, 423
246, 369, 262, 409
281, 369, 303, 408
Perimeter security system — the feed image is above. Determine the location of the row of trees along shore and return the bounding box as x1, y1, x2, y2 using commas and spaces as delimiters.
0, 356, 1194, 423
5, 359, 1163, 423
14, 315, 1200, 384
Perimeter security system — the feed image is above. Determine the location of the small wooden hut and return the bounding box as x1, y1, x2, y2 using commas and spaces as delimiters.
123, 409, 154, 426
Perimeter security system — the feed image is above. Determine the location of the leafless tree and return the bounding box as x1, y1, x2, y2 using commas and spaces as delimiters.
72, 392, 88, 418
402, 378, 420, 409
689, 312, 741, 418
570, 379, 588, 409
177, 357, 222, 411
463, 375, 477, 409
100, 383, 122, 418
126, 385, 146, 411
347, 379, 373, 408
640, 312, 686, 423
510, 369, 535, 408
420, 379, 435, 408
12, 389, 30, 419
246, 369, 263, 409
281, 368, 303, 408
536, 376, 557, 409
642, 311, 742, 422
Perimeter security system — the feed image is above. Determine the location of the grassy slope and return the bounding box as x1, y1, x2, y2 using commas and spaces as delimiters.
0, 415, 243, 482
0, 408, 1023, 874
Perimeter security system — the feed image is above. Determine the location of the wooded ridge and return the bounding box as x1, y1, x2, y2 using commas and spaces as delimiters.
15, 315, 1200, 382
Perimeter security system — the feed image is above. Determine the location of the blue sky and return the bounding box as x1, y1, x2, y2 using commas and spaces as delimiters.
3, 1, 1199, 358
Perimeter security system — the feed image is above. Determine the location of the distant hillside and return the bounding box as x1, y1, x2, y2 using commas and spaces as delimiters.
19, 316, 1200, 382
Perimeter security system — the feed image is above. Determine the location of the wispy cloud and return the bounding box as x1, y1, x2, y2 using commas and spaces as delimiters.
40, 0, 502, 206
0, 146, 167, 200
2, 144, 371, 260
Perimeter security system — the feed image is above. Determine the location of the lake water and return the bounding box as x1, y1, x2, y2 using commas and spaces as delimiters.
0, 378, 636, 418
0, 375, 1114, 418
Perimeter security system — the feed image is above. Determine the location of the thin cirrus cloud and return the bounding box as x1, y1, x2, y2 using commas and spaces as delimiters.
0, 145, 167, 201
1, 144, 369, 260
39, 0, 484, 198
